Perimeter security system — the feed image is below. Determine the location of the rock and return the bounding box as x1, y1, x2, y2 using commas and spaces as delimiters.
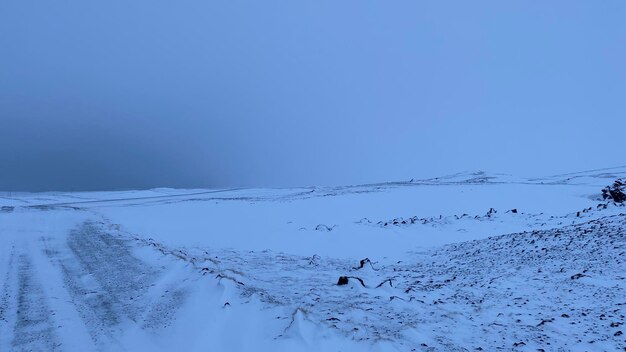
356, 258, 373, 269
375, 278, 393, 288
337, 276, 349, 285
537, 318, 554, 327
602, 179, 626, 203
315, 224, 335, 232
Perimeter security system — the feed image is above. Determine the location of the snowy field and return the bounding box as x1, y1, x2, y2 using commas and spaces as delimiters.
1, 168, 625, 351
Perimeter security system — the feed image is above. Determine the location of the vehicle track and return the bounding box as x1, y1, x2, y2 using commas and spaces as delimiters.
12, 253, 61, 352
1, 215, 189, 351
42, 221, 164, 347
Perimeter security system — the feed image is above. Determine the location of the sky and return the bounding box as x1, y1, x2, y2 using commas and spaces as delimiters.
1, 1, 625, 191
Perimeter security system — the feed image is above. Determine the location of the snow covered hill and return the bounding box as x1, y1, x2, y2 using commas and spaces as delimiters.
1, 168, 625, 351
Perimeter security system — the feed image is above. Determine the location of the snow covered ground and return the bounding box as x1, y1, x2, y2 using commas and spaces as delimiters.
1, 167, 625, 351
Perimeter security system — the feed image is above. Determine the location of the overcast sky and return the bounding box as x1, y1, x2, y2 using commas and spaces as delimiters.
1, 1, 625, 191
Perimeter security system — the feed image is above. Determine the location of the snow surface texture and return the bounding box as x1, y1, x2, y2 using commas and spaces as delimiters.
1, 167, 625, 351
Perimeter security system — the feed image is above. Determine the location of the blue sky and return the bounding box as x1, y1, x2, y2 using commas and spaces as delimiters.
1, 1, 625, 191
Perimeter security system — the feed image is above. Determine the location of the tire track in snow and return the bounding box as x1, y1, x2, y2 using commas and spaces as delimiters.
67, 221, 158, 322
0, 247, 15, 325
0, 246, 16, 351
11, 253, 61, 351
47, 220, 179, 347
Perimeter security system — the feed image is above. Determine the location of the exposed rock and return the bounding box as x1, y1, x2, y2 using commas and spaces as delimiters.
315, 224, 336, 232
602, 179, 626, 203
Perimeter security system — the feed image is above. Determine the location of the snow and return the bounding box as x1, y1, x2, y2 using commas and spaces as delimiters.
1, 168, 625, 351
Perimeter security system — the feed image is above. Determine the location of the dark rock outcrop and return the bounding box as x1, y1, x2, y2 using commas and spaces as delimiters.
602, 179, 626, 203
